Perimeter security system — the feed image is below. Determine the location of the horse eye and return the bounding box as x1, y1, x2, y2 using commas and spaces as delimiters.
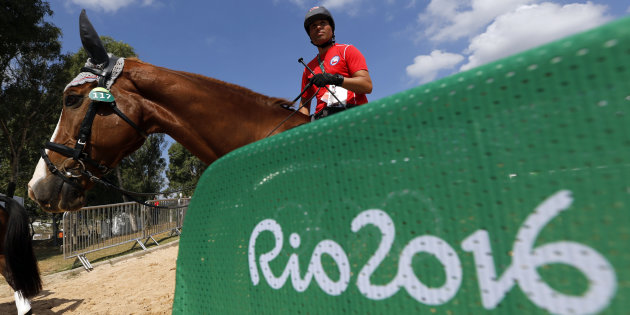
64, 94, 83, 107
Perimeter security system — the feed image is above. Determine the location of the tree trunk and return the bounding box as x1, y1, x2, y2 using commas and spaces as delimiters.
116, 167, 129, 202
52, 213, 60, 246
118, 167, 140, 232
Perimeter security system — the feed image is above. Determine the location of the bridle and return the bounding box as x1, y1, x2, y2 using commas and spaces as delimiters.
40, 53, 311, 207
39, 56, 181, 208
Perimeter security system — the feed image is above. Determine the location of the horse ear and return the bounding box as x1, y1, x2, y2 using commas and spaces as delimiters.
79, 9, 109, 66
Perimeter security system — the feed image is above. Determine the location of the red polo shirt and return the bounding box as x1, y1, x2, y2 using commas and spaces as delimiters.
301, 44, 369, 113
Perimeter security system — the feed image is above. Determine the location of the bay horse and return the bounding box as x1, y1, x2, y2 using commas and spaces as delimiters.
0, 196, 42, 315
28, 10, 310, 213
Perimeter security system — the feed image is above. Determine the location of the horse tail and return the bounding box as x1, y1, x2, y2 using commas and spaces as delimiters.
0, 196, 42, 298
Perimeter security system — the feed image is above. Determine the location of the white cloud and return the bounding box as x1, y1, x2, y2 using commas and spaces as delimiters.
406, 50, 464, 84
67, 0, 156, 13
322, 0, 360, 10
283, 0, 308, 7
421, 0, 538, 42
284, 0, 360, 15
460, 2, 612, 70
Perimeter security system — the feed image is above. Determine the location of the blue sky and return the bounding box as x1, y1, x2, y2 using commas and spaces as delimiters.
49, 0, 630, 102
47, 0, 630, 160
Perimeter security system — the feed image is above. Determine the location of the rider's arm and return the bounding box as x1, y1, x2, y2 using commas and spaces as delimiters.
340, 70, 372, 95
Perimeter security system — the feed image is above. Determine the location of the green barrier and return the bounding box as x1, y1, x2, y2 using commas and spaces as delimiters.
173, 17, 630, 314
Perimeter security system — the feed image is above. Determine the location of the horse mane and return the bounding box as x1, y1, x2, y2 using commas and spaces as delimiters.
128, 58, 295, 109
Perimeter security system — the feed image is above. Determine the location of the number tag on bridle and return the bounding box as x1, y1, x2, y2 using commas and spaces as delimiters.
89, 87, 115, 102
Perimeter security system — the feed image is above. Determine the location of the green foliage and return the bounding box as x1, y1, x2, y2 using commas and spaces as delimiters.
84, 172, 124, 206
121, 134, 167, 194
0, 2, 163, 210
0, 0, 66, 218
166, 142, 207, 197
85, 134, 168, 206
0, 0, 58, 74
0, 1, 148, 210
65, 36, 137, 76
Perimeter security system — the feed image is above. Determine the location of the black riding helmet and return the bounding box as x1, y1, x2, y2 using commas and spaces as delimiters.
304, 6, 335, 35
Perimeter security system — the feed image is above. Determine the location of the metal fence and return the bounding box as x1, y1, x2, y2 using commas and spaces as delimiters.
62, 198, 189, 271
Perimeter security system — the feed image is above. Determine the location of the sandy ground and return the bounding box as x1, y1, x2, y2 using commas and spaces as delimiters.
0, 242, 179, 315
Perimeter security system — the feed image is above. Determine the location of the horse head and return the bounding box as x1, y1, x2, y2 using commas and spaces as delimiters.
29, 10, 311, 213
28, 10, 148, 212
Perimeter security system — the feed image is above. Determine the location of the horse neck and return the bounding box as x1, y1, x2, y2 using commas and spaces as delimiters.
124, 60, 308, 164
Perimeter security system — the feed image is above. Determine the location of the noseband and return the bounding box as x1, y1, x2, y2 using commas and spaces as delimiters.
41, 56, 147, 192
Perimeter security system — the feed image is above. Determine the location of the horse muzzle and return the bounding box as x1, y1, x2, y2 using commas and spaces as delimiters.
28, 167, 86, 213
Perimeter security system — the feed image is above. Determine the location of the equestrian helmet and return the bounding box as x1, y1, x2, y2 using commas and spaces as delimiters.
304, 6, 335, 35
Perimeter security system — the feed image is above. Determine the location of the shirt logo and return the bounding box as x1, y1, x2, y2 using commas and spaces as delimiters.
330, 56, 340, 66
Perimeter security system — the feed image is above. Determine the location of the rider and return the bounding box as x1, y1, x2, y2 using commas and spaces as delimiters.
299, 6, 372, 120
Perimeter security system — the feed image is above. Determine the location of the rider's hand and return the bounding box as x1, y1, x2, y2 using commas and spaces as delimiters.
310, 73, 344, 87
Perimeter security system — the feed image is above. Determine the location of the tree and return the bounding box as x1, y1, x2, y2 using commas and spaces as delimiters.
64, 36, 136, 77
0, 1, 58, 84
166, 142, 207, 197
83, 172, 125, 206
85, 136, 167, 206
0, 2, 163, 207
0, 0, 66, 204
118, 134, 167, 194
0, 5, 168, 247
0, 58, 67, 195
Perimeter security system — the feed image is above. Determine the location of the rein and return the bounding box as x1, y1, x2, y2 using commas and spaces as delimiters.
41, 56, 183, 209
265, 82, 318, 138
43, 53, 308, 208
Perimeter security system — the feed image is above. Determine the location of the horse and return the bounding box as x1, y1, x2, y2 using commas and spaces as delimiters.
28, 10, 310, 213
0, 196, 42, 315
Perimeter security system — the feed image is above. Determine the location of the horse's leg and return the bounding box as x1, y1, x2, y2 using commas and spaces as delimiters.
13, 290, 32, 315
